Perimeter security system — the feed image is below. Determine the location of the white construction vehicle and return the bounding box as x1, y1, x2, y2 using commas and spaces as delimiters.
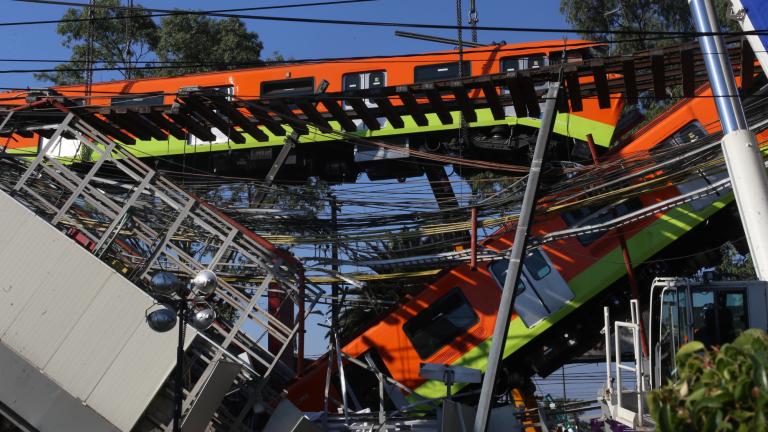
600, 277, 768, 430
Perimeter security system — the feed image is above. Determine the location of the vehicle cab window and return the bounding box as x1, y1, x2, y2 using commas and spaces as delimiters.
403, 288, 479, 359
691, 290, 748, 347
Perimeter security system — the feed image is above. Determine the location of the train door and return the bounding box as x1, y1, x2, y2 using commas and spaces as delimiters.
499, 54, 548, 118
342, 71, 386, 109
521, 248, 574, 313
489, 262, 547, 328
185, 86, 235, 147
488, 248, 575, 328
343, 71, 389, 133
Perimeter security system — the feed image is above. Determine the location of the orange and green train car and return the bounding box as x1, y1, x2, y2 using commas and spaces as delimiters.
285, 82, 765, 408
0, 40, 622, 180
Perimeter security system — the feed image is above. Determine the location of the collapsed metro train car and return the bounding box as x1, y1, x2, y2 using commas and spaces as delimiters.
0, 40, 623, 181
285, 81, 768, 409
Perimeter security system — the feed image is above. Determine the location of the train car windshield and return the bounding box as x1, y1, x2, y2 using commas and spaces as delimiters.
489, 251, 551, 284
403, 288, 479, 359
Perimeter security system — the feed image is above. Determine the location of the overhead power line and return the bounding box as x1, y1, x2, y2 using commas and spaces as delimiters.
4, 0, 378, 27
13, 0, 768, 37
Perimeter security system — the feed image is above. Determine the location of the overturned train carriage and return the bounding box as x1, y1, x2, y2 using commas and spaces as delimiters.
286, 79, 768, 410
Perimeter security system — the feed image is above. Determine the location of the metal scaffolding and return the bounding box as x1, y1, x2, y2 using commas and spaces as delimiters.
0, 106, 323, 430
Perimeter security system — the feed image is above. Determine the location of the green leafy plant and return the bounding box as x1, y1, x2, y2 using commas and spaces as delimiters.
648, 329, 768, 432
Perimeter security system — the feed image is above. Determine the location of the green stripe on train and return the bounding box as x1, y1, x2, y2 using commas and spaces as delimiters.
6, 108, 615, 158
411, 195, 732, 400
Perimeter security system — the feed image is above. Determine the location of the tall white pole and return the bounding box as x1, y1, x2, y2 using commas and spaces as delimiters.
473, 82, 560, 432
690, 0, 768, 280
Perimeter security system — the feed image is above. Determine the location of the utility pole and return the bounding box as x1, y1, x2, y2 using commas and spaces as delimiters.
473, 82, 561, 432
330, 195, 340, 330
689, 0, 768, 280
85, 0, 95, 98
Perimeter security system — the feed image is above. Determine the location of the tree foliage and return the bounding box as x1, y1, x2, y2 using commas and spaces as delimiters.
154, 15, 262, 76
648, 329, 768, 431
36, 0, 158, 84
559, 0, 737, 55
716, 242, 757, 280
38, 0, 263, 85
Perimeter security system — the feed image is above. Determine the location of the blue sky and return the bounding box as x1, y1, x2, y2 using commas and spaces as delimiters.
0, 0, 574, 89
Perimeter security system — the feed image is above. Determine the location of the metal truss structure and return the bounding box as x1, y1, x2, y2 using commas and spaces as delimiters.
0, 109, 323, 430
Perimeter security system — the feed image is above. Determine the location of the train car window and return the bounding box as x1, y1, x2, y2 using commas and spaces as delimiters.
651, 121, 707, 155
489, 254, 550, 284
111, 93, 165, 106
260, 77, 315, 98
561, 198, 644, 246
584, 45, 608, 59
524, 249, 551, 280
343, 74, 361, 91
500, 55, 547, 72
489, 259, 527, 293
549, 50, 583, 65
403, 288, 479, 359
369, 71, 385, 89
414, 62, 471, 83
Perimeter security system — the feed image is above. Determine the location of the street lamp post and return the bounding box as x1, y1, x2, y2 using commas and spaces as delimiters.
146, 269, 219, 432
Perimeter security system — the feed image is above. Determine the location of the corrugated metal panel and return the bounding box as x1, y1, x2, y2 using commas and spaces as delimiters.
0, 191, 190, 430
0, 203, 64, 335
43, 272, 147, 400
1, 238, 112, 367
0, 192, 32, 245
0, 342, 120, 432
86, 318, 196, 431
